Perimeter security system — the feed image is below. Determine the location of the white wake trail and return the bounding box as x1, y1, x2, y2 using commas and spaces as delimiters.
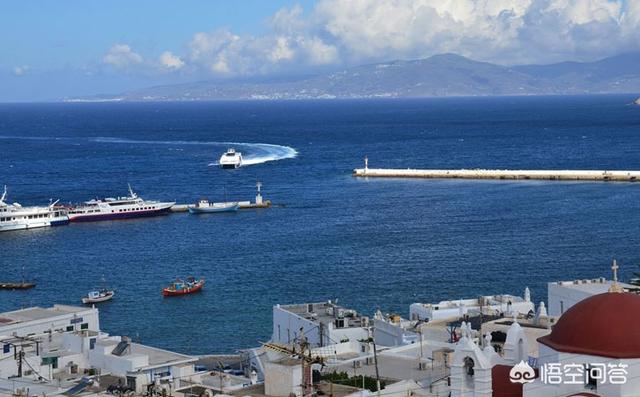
0, 135, 298, 167
90, 137, 298, 167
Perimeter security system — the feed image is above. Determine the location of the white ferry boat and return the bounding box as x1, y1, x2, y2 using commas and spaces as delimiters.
66, 185, 175, 222
219, 148, 243, 169
0, 186, 69, 232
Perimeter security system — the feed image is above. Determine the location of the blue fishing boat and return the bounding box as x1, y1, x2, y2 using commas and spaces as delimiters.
188, 199, 239, 214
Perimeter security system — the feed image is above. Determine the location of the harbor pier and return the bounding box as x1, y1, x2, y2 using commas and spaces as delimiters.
170, 181, 272, 212
170, 200, 271, 212
353, 167, 640, 182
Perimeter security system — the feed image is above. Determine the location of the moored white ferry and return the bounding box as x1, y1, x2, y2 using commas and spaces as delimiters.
0, 186, 69, 232
67, 185, 175, 222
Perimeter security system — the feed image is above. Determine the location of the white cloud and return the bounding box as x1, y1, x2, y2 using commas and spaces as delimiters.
103, 44, 143, 68
269, 37, 295, 62
211, 55, 231, 74
312, 0, 639, 64
159, 51, 185, 70
99, 1, 640, 78
189, 30, 240, 61
269, 4, 308, 34
298, 36, 339, 65
13, 66, 29, 76
185, 10, 339, 77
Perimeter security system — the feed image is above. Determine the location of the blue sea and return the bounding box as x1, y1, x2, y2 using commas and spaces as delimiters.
1, 95, 640, 355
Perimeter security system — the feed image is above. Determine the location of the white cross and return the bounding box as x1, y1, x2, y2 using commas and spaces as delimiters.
612, 259, 619, 283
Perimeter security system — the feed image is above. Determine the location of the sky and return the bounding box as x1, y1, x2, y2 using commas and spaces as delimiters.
2, 0, 639, 102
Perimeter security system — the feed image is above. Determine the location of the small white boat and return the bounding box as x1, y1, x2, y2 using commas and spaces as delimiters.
189, 200, 239, 214
219, 148, 243, 169
82, 289, 115, 304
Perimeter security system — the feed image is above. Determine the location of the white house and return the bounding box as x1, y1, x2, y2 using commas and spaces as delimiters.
0, 304, 196, 396
547, 276, 636, 317
272, 301, 370, 348
372, 311, 420, 347
0, 305, 99, 337
410, 288, 534, 323
0, 305, 100, 381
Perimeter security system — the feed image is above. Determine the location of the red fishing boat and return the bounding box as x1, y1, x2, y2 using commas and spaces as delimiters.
162, 277, 205, 297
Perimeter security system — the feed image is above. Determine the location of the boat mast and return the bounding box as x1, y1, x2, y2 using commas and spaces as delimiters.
128, 183, 137, 198
1, 185, 6, 204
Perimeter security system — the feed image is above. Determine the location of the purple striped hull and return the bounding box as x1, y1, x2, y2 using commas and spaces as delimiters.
69, 208, 172, 222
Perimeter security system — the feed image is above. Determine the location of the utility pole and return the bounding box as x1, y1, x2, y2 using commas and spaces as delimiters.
298, 327, 312, 397
261, 337, 323, 397
368, 328, 381, 397
217, 361, 225, 394
16, 347, 23, 377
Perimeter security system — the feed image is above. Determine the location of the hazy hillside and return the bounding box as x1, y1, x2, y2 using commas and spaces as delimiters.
68, 53, 640, 102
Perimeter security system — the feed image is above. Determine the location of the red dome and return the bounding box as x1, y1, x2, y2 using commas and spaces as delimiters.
538, 292, 640, 358
491, 365, 524, 397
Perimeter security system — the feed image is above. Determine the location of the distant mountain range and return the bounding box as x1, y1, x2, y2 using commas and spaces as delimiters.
68, 53, 640, 102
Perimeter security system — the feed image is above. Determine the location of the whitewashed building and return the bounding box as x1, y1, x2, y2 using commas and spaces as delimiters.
450, 264, 640, 397
372, 311, 420, 347
410, 288, 534, 323
0, 304, 196, 395
547, 277, 636, 316
272, 301, 370, 348
0, 305, 99, 337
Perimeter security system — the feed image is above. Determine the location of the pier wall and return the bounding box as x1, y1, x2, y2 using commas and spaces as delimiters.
353, 168, 640, 182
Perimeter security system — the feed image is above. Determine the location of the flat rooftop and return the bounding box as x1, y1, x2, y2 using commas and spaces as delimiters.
278, 301, 368, 328
219, 382, 359, 397
414, 294, 528, 310
0, 304, 92, 327
551, 278, 639, 294
96, 338, 195, 368
132, 343, 195, 367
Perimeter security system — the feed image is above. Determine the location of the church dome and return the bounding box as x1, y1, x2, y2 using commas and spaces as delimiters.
538, 292, 640, 358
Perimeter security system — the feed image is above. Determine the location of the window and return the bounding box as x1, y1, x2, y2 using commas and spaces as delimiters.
3, 344, 10, 354
42, 356, 58, 369
66, 325, 74, 332
464, 357, 475, 376
154, 370, 170, 378
90, 338, 96, 350
80, 323, 89, 330
463, 356, 475, 389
